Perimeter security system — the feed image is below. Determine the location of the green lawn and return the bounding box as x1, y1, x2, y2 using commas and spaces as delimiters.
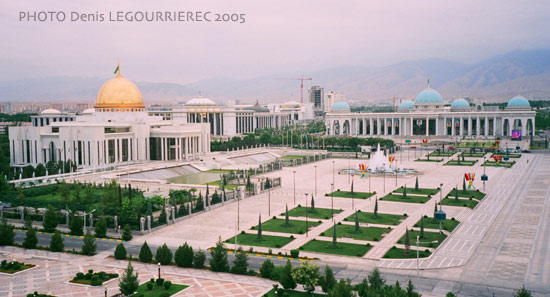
206, 169, 239, 173
444, 160, 477, 166
286, 206, 342, 219
414, 158, 443, 162
132, 282, 188, 297
204, 180, 240, 190
0, 262, 35, 274
300, 239, 371, 257
380, 194, 431, 204
320, 224, 389, 242
326, 190, 375, 199
397, 230, 446, 248
253, 218, 321, 234
344, 212, 406, 225
459, 152, 487, 158
456, 141, 494, 148
441, 197, 479, 209
482, 161, 515, 168
446, 188, 486, 199
383, 247, 431, 259
393, 187, 439, 195
428, 151, 455, 157
281, 155, 308, 159
491, 153, 521, 158
225, 233, 294, 248
264, 289, 324, 297
414, 217, 460, 232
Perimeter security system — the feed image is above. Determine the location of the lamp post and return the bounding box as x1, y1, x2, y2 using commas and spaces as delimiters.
416, 235, 438, 276
351, 174, 355, 210
293, 170, 296, 205
331, 183, 334, 221
305, 193, 309, 237
348, 157, 351, 184
314, 165, 317, 197
268, 186, 271, 216
481, 157, 488, 191
157, 262, 161, 279
332, 160, 335, 185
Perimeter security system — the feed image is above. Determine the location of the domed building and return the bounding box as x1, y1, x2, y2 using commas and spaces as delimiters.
9, 67, 211, 169
325, 82, 535, 140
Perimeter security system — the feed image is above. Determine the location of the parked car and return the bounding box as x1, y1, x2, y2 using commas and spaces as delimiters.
522, 150, 531, 153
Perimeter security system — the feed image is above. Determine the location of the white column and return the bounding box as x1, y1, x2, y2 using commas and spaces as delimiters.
476, 117, 480, 137
369, 118, 373, 135
451, 117, 455, 136
460, 117, 464, 136
435, 116, 439, 136
410, 118, 414, 136
484, 116, 488, 136
493, 116, 497, 136
468, 116, 472, 136
425, 116, 429, 136
443, 116, 447, 136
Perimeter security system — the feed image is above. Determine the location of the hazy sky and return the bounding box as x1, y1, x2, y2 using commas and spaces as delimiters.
1, 0, 549, 83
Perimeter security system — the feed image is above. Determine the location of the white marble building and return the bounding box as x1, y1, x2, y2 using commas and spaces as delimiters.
9, 71, 211, 169
325, 86, 536, 140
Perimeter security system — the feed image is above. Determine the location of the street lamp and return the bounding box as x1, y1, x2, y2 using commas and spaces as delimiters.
331, 183, 334, 221
416, 235, 438, 276
268, 185, 271, 216
305, 193, 309, 237
157, 262, 161, 279
314, 165, 317, 197
481, 157, 488, 191
332, 160, 335, 185
293, 170, 296, 205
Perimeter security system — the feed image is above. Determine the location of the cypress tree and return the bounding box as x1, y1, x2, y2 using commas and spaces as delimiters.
128, 184, 133, 201
311, 196, 315, 211
320, 265, 336, 294
209, 238, 229, 272
463, 177, 467, 193
420, 216, 425, 238
139, 241, 153, 263
434, 202, 438, 217
455, 187, 459, 200
257, 214, 262, 240
69, 215, 83, 236
175, 242, 194, 268
23, 227, 38, 249
279, 259, 296, 291
114, 243, 127, 260
403, 185, 407, 199
94, 217, 107, 238
119, 261, 139, 296
118, 185, 122, 207
415, 176, 419, 191
354, 211, 360, 233
285, 204, 290, 226
42, 208, 59, 233
81, 230, 97, 255
0, 219, 15, 246
155, 243, 172, 265
374, 196, 378, 218
230, 247, 249, 275
49, 231, 64, 252
122, 224, 133, 241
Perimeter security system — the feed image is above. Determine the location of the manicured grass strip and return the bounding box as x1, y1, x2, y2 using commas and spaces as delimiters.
456, 142, 494, 148
414, 217, 460, 232
380, 194, 431, 204
321, 224, 389, 242
459, 152, 487, 158
264, 289, 324, 297
383, 247, 431, 259
286, 206, 342, 219
397, 230, 446, 248
204, 180, 239, 190
428, 151, 455, 157
414, 158, 443, 162
206, 169, 239, 173
491, 153, 521, 158
132, 282, 188, 297
0, 262, 35, 274
444, 160, 477, 166
344, 212, 406, 226
325, 190, 375, 199
300, 239, 371, 257
441, 197, 479, 209
482, 161, 515, 168
225, 233, 294, 248
446, 188, 486, 199
393, 187, 439, 196
281, 155, 308, 159
253, 219, 321, 234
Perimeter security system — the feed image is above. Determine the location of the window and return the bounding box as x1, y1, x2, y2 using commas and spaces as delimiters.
52, 127, 59, 133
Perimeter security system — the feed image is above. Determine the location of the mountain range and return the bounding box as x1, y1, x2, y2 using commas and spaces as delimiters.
1, 49, 550, 105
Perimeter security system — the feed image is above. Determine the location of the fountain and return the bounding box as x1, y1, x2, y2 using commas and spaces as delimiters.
341, 143, 418, 176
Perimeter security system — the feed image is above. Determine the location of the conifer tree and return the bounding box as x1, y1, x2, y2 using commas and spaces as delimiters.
94, 217, 107, 238
209, 238, 229, 272
114, 243, 127, 260
420, 216, 425, 238
415, 176, 419, 191
332, 223, 337, 248
119, 261, 139, 296
23, 227, 38, 249
279, 259, 296, 291
257, 214, 262, 240
285, 204, 290, 226
230, 247, 248, 275
404, 185, 407, 199
374, 196, 379, 218
81, 230, 97, 255
122, 224, 133, 241
354, 211, 360, 233
404, 227, 410, 255
49, 231, 64, 252
139, 241, 153, 263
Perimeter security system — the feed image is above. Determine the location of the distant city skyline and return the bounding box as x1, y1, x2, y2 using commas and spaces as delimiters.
1, 0, 550, 84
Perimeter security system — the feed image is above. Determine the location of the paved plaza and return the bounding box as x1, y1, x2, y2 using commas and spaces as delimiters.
3, 148, 550, 296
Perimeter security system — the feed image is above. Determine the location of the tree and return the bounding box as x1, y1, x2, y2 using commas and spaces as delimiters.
260, 259, 275, 278
279, 259, 296, 291
415, 176, 419, 191
119, 261, 139, 296
311, 195, 315, 211
94, 217, 107, 238
114, 243, 127, 260
332, 222, 337, 248
455, 187, 459, 200
434, 201, 438, 217
374, 196, 378, 218
292, 261, 320, 295
155, 243, 173, 265
209, 238, 229, 272
257, 214, 262, 240
420, 216, 425, 239
49, 231, 64, 252
23, 227, 38, 249
122, 224, 133, 241
406, 279, 420, 297
514, 286, 532, 297
69, 215, 83, 236
446, 293, 457, 297
463, 177, 467, 193
175, 243, 194, 267
193, 249, 206, 269
285, 204, 290, 226
0, 219, 14, 246
81, 231, 97, 255
328, 278, 354, 297
35, 163, 46, 177
403, 185, 407, 199
354, 211, 360, 233
320, 265, 336, 294
404, 227, 411, 255
42, 208, 59, 233
367, 268, 385, 290
139, 241, 153, 263
231, 247, 249, 275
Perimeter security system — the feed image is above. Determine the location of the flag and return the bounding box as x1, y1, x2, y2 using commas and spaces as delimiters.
114, 63, 120, 74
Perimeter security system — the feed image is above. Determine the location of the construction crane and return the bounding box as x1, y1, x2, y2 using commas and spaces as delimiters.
279, 76, 312, 103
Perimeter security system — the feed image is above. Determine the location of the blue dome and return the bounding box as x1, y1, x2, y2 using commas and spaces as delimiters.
507, 96, 530, 108
399, 100, 414, 109
451, 98, 470, 109
331, 101, 350, 111
415, 88, 443, 104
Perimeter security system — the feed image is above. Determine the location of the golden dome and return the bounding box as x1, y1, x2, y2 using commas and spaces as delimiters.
95, 73, 145, 110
